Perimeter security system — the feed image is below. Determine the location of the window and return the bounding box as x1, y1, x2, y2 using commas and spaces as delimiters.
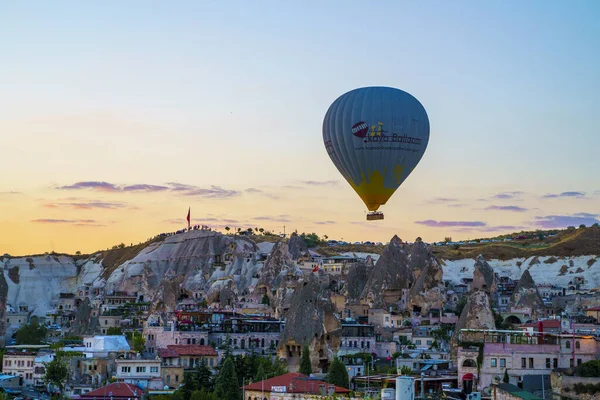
521, 358, 526, 368
491, 358, 497, 367
426, 340, 433, 345
576, 341, 581, 349
150, 366, 159, 373
546, 358, 551, 368
210, 358, 214, 366
553, 358, 558, 368
529, 358, 534, 368
136, 366, 146, 373
415, 340, 422, 345
121, 367, 131, 373
565, 340, 571, 349
570, 359, 574, 368
175, 375, 179, 382
578, 359, 582, 366
500, 358, 506, 368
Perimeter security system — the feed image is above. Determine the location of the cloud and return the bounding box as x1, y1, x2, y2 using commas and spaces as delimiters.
245, 188, 262, 193
448, 204, 468, 208
458, 225, 528, 233
542, 191, 586, 199
182, 186, 240, 198
31, 219, 103, 226
314, 221, 335, 225
415, 220, 486, 228
58, 181, 120, 192
122, 184, 169, 192
0, 191, 22, 195
245, 187, 280, 200
492, 191, 524, 199
429, 197, 458, 203
484, 205, 528, 212
43, 200, 127, 210
57, 181, 241, 199
533, 214, 600, 228
253, 215, 290, 222
301, 180, 339, 186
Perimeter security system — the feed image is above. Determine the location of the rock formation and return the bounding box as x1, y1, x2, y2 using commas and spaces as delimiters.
408, 240, 446, 314
450, 290, 495, 361
287, 233, 308, 260
0, 269, 8, 346
361, 235, 412, 307
472, 255, 497, 293
277, 275, 341, 373
509, 270, 546, 318
344, 257, 374, 305
69, 298, 98, 336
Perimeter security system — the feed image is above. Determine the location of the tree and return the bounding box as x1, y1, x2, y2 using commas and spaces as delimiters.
577, 360, 600, 377
400, 365, 412, 375
327, 358, 349, 389
43, 354, 69, 392
259, 228, 264, 234
190, 389, 218, 400
503, 369, 509, 383
261, 294, 270, 306
214, 357, 240, 400
106, 327, 123, 335
132, 332, 146, 353
75, 251, 81, 256
255, 362, 265, 383
181, 372, 198, 400
225, 226, 230, 233
299, 344, 312, 376
444, 237, 452, 243
15, 320, 47, 345
195, 358, 213, 392
455, 296, 468, 316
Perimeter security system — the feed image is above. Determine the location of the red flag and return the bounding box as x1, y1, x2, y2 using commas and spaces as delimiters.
312, 265, 319, 273
186, 207, 190, 228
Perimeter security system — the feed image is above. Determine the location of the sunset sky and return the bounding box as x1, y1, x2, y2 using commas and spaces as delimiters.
1, 1, 599, 256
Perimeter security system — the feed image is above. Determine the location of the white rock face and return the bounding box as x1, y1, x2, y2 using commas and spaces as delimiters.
442, 255, 599, 288
1, 255, 102, 317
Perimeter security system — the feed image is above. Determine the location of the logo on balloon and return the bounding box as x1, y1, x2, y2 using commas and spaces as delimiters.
351, 121, 369, 138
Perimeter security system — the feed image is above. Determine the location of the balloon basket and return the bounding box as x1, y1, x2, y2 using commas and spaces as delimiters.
366, 212, 384, 221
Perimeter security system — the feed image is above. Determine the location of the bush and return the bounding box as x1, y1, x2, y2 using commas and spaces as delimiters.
577, 360, 600, 377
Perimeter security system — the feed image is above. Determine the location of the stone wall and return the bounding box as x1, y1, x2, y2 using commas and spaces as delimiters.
551, 371, 600, 400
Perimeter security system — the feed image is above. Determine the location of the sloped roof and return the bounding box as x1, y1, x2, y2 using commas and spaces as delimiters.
496, 383, 541, 400
159, 345, 217, 357
521, 319, 560, 329
243, 372, 350, 394
90, 336, 130, 352
81, 383, 143, 398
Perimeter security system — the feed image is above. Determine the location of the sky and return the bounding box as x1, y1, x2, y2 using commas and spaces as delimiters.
1, 0, 599, 256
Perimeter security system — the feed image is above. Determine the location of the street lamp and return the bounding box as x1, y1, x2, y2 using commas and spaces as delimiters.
347, 367, 352, 389
262, 372, 276, 399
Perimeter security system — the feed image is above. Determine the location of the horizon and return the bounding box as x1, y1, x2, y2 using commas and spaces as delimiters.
2, 1, 599, 255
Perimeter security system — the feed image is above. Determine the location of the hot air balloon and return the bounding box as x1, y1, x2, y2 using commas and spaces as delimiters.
322, 86, 430, 220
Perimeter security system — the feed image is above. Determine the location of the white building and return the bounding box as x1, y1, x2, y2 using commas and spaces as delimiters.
115, 358, 162, 390
83, 335, 130, 358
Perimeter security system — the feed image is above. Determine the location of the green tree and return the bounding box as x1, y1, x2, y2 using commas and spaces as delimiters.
214, 357, 240, 400
444, 237, 452, 243
503, 369, 509, 383
299, 344, 312, 376
190, 389, 218, 400
195, 358, 213, 392
261, 294, 270, 306
327, 358, 349, 389
455, 296, 468, 316
400, 365, 412, 375
15, 320, 47, 345
132, 332, 146, 353
43, 354, 69, 392
181, 372, 198, 400
577, 360, 600, 377
255, 362, 265, 383
106, 327, 123, 335
225, 226, 230, 233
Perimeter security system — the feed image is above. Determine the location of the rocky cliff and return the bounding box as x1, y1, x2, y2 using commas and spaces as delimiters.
472, 255, 497, 293
277, 275, 341, 372
344, 257, 374, 305
407, 240, 446, 313
509, 270, 546, 318
450, 290, 496, 361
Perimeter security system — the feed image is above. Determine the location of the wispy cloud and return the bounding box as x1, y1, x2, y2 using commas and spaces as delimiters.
533, 214, 600, 228
484, 205, 528, 212
301, 180, 339, 186
245, 187, 280, 199
31, 219, 103, 226
57, 181, 240, 198
457, 225, 528, 233
542, 191, 586, 199
122, 184, 169, 192
0, 191, 22, 195
43, 200, 127, 210
245, 188, 262, 194
429, 197, 458, 203
448, 204, 468, 208
415, 220, 486, 228
253, 214, 290, 222
492, 191, 524, 199
314, 221, 335, 225
58, 181, 120, 192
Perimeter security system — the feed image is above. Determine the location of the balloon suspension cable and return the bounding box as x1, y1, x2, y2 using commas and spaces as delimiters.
366, 211, 384, 221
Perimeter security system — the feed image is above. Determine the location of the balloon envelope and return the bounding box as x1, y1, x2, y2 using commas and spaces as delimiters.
322, 86, 430, 212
